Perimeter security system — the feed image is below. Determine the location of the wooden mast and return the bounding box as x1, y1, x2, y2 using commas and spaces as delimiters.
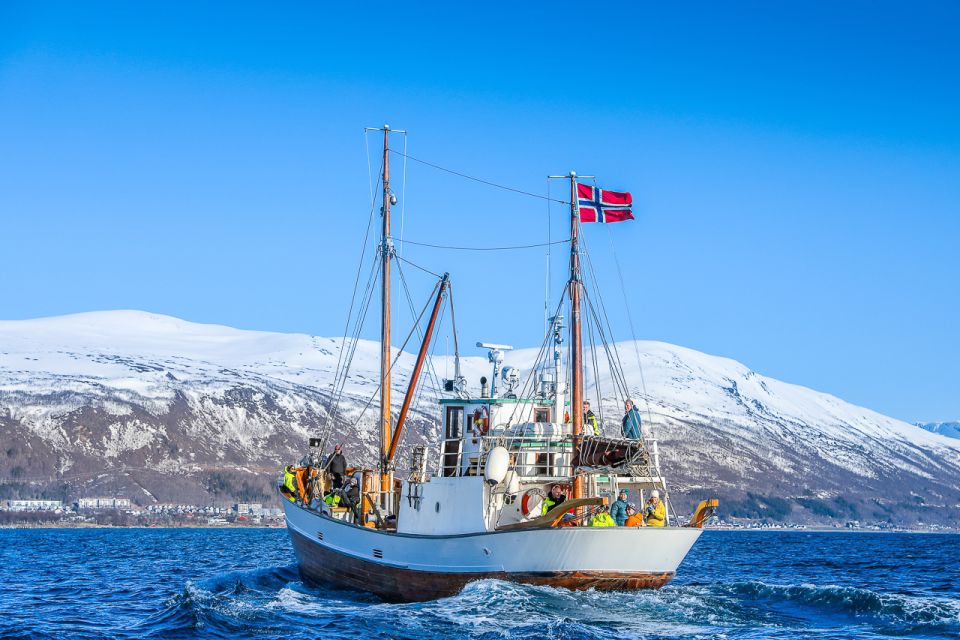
380, 125, 393, 508
569, 172, 584, 501
387, 273, 449, 463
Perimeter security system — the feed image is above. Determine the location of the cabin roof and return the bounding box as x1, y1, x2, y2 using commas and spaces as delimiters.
437, 397, 546, 405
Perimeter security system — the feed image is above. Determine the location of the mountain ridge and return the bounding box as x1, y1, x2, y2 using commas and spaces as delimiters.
2, 310, 958, 528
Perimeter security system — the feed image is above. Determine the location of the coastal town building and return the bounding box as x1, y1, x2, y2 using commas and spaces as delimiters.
76, 497, 132, 511
4, 499, 64, 511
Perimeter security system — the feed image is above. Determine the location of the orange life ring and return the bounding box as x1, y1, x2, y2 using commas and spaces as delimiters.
520, 488, 546, 518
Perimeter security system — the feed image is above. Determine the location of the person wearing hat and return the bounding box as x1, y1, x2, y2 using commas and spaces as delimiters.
338, 474, 363, 523
610, 489, 630, 526
625, 503, 644, 527
622, 399, 642, 439
325, 444, 347, 489
644, 490, 666, 527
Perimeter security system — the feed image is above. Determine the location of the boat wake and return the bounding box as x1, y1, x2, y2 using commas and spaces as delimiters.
128, 567, 960, 640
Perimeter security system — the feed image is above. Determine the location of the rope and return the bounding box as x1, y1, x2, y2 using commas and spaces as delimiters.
607, 225, 656, 435
399, 132, 408, 257
400, 238, 570, 252
349, 278, 442, 431
389, 149, 570, 205
395, 254, 443, 278
395, 259, 445, 401
319, 169, 381, 439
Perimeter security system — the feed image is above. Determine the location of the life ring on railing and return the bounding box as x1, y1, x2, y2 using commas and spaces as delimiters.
473, 409, 489, 436
520, 488, 546, 518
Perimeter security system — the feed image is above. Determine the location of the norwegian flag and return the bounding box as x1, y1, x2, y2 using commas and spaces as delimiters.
576, 182, 634, 223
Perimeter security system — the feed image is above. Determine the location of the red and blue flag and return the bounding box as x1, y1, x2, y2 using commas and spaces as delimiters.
576, 182, 633, 223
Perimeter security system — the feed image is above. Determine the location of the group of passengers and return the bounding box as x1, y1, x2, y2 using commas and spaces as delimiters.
575, 399, 644, 439
282, 444, 365, 521
545, 484, 666, 527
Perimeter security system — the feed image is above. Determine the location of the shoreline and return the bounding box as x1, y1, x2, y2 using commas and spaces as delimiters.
2, 523, 956, 533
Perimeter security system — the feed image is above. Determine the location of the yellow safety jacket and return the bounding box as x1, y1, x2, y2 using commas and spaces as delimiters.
324, 493, 341, 506
542, 496, 563, 515
590, 512, 616, 527
645, 500, 666, 527
585, 412, 600, 436
283, 467, 297, 502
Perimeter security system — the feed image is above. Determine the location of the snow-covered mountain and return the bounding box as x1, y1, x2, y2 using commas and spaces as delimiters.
2, 311, 959, 527
915, 422, 960, 440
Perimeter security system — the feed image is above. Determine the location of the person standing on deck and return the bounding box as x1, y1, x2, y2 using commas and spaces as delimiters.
610, 489, 630, 526
325, 444, 347, 489
281, 465, 297, 502
644, 490, 666, 527
622, 399, 642, 439
583, 401, 600, 436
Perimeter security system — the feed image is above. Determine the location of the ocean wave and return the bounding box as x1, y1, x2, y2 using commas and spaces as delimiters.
134, 571, 960, 639
723, 581, 960, 632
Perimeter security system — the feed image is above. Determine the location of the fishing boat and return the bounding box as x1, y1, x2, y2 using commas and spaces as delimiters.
280, 126, 717, 602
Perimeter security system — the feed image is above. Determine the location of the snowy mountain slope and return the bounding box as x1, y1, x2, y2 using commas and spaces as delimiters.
916, 421, 960, 440
1, 311, 958, 526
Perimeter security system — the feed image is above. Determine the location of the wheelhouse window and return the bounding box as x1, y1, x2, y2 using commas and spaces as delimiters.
534, 407, 551, 423
445, 406, 463, 439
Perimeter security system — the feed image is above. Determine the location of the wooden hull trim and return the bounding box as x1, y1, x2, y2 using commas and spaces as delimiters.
289, 528, 675, 603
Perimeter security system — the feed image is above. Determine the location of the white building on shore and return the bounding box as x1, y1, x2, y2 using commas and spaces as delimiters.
5, 499, 63, 511
76, 497, 132, 511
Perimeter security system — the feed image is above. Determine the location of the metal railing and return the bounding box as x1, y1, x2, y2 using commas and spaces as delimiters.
435, 435, 576, 480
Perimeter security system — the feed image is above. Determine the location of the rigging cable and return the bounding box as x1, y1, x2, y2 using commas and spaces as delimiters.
399, 131, 408, 257
320, 167, 381, 436
349, 277, 443, 431
399, 238, 570, 252
322, 257, 381, 452
389, 149, 570, 205
606, 225, 657, 433
502, 291, 567, 428
581, 234, 678, 523
395, 259, 446, 404
395, 254, 443, 279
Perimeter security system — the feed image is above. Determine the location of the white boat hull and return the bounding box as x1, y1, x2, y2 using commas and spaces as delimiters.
283, 499, 702, 602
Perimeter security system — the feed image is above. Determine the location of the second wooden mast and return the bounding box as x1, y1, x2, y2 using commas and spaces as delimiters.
569, 172, 584, 501
379, 125, 393, 508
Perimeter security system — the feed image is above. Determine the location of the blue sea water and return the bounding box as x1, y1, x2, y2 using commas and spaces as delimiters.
0, 529, 957, 639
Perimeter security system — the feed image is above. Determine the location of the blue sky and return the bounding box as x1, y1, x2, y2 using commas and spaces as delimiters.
1, 2, 958, 422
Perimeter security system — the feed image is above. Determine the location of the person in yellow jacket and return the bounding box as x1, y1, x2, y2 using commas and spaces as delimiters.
282, 465, 297, 503
644, 490, 666, 527
541, 484, 567, 515
590, 506, 616, 527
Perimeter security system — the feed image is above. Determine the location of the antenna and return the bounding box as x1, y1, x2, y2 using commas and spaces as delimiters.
476, 342, 513, 397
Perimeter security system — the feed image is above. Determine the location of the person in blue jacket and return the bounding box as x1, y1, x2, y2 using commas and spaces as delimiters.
622, 399, 642, 439
610, 489, 630, 526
